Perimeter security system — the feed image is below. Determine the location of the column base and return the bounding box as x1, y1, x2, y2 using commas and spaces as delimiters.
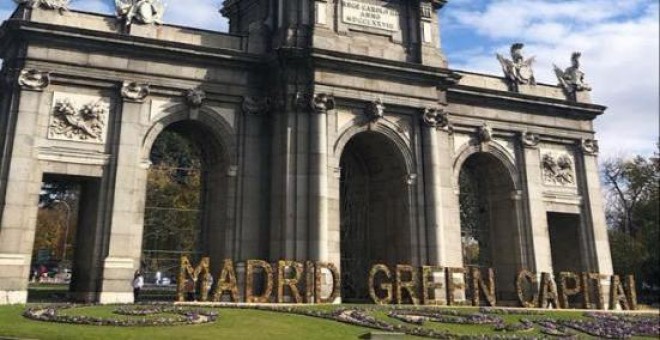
0, 290, 27, 305
99, 257, 136, 304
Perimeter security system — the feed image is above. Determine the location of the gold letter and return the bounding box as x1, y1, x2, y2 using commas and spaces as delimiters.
177, 256, 210, 302
469, 267, 496, 307
315, 262, 340, 303
538, 272, 560, 309
421, 266, 445, 305
557, 272, 581, 309
368, 264, 393, 305
445, 267, 465, 306
516, 270, 538, 308
245, 260, 274, 303
609, 275, 630, 310
396, 265, 419, 305
277, 260, 303, 303
212, 259, 239, 302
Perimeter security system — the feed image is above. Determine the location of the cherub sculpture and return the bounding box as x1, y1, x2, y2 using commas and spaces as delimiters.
497, 43, 536, 92
115, 0, 165, 25
554, 52, 591, 101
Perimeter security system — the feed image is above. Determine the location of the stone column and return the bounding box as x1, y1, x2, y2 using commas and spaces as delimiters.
99, 82, 150, 304
0, 72, 49, 305
519, 132, 553, 273
308, 94, 334, 262
578, 140, 613, 275
421, 108, 445, 265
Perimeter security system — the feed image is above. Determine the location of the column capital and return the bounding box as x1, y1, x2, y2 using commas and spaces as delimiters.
18, 69, 50, 91
311, 93, 335, 113
521, 131, 540, 148
421, 107, 451, 131
120, 81, 150, 103
579, 138, 600, 155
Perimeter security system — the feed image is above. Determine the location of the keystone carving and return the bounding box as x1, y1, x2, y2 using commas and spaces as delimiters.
497, 43, 536, 92
554, 52, 592, 101
478, 123, 493, 143
49, 98, 108, 142
18, 69, 50, 91
422, 108, 449, 129
121, 81, 150, 102
310, 93, 335, 113
521, 131, 540, 148
13, 0, 69, 11
542, 152, 575, 186
242, 96, 271, 115
581, 139, 599, 155
115, 0, 165, 25
365, 98, 385, 121
185, 89, 206, 108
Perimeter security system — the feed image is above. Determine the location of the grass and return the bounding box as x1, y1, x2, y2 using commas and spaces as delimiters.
1, 303, 658, 340
0, 305, 383, 340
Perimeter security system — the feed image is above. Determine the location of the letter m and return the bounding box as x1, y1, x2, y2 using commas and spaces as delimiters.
177, 256, 210, 302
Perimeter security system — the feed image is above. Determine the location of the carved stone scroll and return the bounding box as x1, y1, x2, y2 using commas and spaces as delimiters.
18, 69, 50, 91
121, 81, 150, 102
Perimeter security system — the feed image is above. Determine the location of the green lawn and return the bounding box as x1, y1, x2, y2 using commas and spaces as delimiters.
0, 305, 381, 340
1, 304, 658, 340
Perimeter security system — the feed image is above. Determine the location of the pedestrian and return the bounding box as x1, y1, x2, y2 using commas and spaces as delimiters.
206, 273, 214, 297
132, 270, 144, 302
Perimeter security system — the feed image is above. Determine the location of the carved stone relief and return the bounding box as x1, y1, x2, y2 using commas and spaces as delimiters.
478, 123, 493, 143
242, 96, 271, 115
14, 0, 69, 11
521, 131, 540, 148
422, 108, 449, 129
48, 93, 110, 143
311, 93, 335, 113
580, 139, 599, 155
365, 98, 385, 121
18, 69, 50, 91
185, 89, 205, 108
121, 81, 150, 102
541, 150, 576, 186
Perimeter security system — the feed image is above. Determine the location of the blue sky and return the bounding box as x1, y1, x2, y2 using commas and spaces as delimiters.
1, 0, 658, 159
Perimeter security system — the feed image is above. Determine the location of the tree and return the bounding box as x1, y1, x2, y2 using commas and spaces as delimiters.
602, 145, 659, 295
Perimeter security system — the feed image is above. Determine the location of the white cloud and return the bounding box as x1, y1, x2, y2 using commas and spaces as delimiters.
445, 0, 659, 159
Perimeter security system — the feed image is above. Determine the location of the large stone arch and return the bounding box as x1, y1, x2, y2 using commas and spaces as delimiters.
140, 105, 238, 274
452, 142, 527, 301
330, 120, 418, 302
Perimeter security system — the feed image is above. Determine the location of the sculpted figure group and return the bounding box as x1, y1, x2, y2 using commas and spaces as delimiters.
497, 43, 592, 100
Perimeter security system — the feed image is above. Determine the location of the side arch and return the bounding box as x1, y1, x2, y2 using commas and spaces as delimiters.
452, 142, 521, 192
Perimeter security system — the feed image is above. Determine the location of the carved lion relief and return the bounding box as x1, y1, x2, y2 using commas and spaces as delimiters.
48, 93, 110, 143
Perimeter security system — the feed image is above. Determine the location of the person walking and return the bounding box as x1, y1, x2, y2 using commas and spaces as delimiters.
132, 270, 144, 303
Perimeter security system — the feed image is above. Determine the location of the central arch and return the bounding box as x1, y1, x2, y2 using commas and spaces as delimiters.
339, 131, 412, 302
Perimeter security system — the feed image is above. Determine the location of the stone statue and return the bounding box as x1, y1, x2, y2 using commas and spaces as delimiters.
497, 43, 536, 92
554, 52, 591, 101
115, 0, 165, 25
13, 0, 69, 12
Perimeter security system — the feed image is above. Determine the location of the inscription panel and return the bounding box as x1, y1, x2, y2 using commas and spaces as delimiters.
341, 0, 400, 32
